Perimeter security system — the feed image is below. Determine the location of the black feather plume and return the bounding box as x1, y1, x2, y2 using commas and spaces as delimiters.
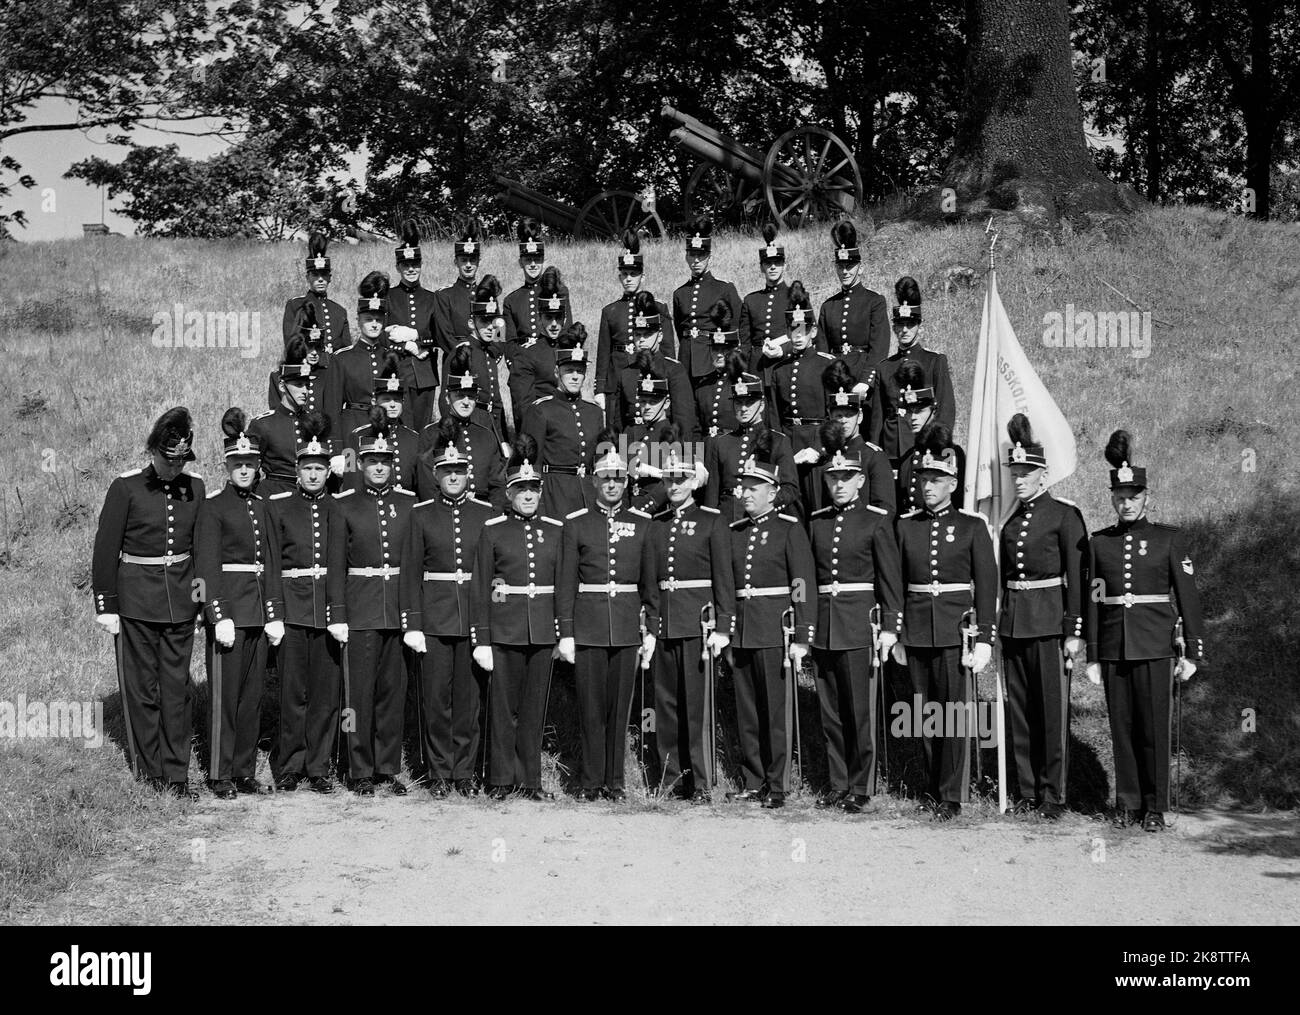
221, 407, 247, 438
1104, 429, 1132, 469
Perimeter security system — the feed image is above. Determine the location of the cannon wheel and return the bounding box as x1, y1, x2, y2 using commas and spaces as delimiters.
684, 162, 764, 225
763, 126, 863, 228
574, 190, 666, 241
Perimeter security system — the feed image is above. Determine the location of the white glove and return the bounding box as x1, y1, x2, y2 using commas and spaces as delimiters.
704, 631, 730, 659
635, 461, 663, 480
1174, 658, 1197, 682
794, 447, 820, 465
852, 381, 871, 395
95, 613, 120, 636
968, 642, 992, 673
386, 324, 418, 344
877, 630, 897, 662
473, 645, 494, 671
328, 622, 349, 645
640, 633, 656, 668
595, 393, 607, 412
264, 620, 285, 647
329, 454, 347, 476
214, 618, 236, 649
556, 636, 575, 664
1064, 636, 1085, 657
403, 630, 427, 653
762, 337, 787, 360
890, 641, 908, 665
499, 442, 512, 459
788, 642, 808, 666
1086, 662, 1102, 686
692, 460, 709, 490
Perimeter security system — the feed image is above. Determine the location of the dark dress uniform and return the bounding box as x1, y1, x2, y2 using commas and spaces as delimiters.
248, 406, 308, 497
470, 508, 564, 791
769, 345, 835, 456
504, 279, 572, 346
1086, 516, 1204, 815
387, 280, 441, 428
810, 496, 903, 798
596, 294, 675, 398
334, 338, 388, 436
326, 482, 416, 783
431, 277, 475, 356
416, 414, 507, 509
728, 508, 816, 802
614, 353, 698, 441
816, 283, 889, 378
896, 503, 997, 805
195, 482, 283, 785
402, 491, 496, 783
265, 354, 342, 420
694, 365, 739, 438
282, 293, 350, 353
703, 423, 800, 522
345, 419, 420, 493
266, 485, 340, 781
869, 347, 956, 461
650, 499, 736, 795
441, 338, 513, 442
738, 281, 789, 370
806, 432, 896, 517
672, 273, 741, 380
521, 392, 604, 519
998, 491, 1087, 808
508, 334, 559, 414
556, 503, 660, 793
897, 441, 967, 513
622, 423, 669, 515
92, 465, 204, 784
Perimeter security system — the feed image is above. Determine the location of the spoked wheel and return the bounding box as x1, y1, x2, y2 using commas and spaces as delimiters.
684, 163, 765, 225
763, 125, 863, 228
575, 190, 667, 241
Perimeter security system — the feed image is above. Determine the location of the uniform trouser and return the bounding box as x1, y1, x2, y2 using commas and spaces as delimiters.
1002, 635, 1070, 805
732, 646, 790, 796
118, 617, 195, 783
906, 645, 971, 803
273, 625, 341, 779
206, 626, 267, 782
414, 634, 484, 781
813, 647, 878, 795
656, 636, 708, 793
489, 644, 553, 789
1103, 658, 1174, 813
575, 644, 639, 790
343, 629, 406, 780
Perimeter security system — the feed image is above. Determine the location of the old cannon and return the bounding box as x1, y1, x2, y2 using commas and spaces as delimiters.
661, 104, 863, 228
493, 174, 666, 241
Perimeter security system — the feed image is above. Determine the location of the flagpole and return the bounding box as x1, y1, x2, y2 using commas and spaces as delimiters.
984, 220, 1008, 815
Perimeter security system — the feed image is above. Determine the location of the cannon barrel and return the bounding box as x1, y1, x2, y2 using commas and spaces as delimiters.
663, 105, 807, 190
493, 174, 580, 234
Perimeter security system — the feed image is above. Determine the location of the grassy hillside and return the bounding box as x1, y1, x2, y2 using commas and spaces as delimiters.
1, 206, 1296, 913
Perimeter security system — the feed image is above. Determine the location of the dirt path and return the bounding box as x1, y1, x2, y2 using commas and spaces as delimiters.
16, 795, 1298, 925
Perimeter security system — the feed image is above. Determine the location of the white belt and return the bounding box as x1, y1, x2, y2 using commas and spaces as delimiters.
1005, 577, 1063, 591
283, 566, 327, 578
579, 582, 638, 596
425, 570, 471, 584
348, 565, 400, 577
223, 563, 264, 574
497, 583, 554, 598
907, 581, 971, 595
120, 551, 190, 566
1102, 593, 1169, 608
737, 586, 788, 598
819, 581, 874, 595
659, 578, 711, 591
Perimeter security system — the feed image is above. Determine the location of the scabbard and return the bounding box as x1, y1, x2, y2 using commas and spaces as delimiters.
113, 630, 140, 778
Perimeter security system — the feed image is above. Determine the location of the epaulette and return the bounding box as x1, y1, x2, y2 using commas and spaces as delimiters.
698, 506, 720, 514
816, 351, 835, 360
1153, 521, 1179, 532
865, 504, 888, 515
1054, 496, 1078, 507
811, 506, 835, 518
729, 518, 750, 530
333, 489, 355, 499
864, 441, 884, 453
541, 515, 563, 526
470, 497, 493, 508
778, 513, 799, 523
664, 356, 680, 364
566, 508, 589, 520
119, 468, 142, 478
206, 488, 223, 499
629, 508, 651, 519
351, 423, 368, 434
251, 409, 274, 420
485, 516, 506, 526
395, 488, 415, 496
534, 395, 554, 405
958, 509, 986, 520
413, 498, 435, 507
899, 508, 921, 519
269, 491, 293, 500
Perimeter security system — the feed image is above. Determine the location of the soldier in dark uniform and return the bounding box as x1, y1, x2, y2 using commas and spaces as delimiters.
385, 220, 441, 429
416, 347, 507, 509
522, 333, 603, 520
326, 424, 417, 796
335, 271, 393, 437
895, 372, 966, 513
809, 427, 903, 812
816, 220, 889, 377
556, 445, 660, 800
282, 232, 350, 352
508, 269, 569, 414
401, 425, 496, 797
251, 336, 342, 498
895, 426, 997, 819
803, 360, 895, 517
504, 218, 570, 346
649, 428, 735, 800
470, 436, 563, 800
92, 407, 204, 798
613, 292, 695, 439
267, 303, 343, 419
740, 222, 790, 370
672, 216, 741, 384
703, 370, 799, 522
725, 431, 816, 809
694, 314, 742, 438
265, 412, 340, 793
432, 224, 483, 357
595, 230, 675, 414
620, 381, 671, 514
195, 409, 284, 799
344, 360, 420, 493
442, 275, 513, 442
1086, 429, 1204, 832
770, 280, 837, 509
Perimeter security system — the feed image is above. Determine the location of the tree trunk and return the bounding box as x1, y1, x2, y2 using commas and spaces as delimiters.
1143, 0, 1162, 203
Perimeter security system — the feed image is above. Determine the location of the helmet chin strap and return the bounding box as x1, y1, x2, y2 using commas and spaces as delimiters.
281, 383, 303, 415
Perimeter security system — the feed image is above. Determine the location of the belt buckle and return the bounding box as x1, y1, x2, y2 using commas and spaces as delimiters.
607, 582, 617, 598
1123, 592, 1134, 608
456, 569, 467, 584
830, 581, 840, 596
527, 582, 537, 599
577, 465, 586, 478
930, 580, 941, 595
665, 578, 677, 592
162, 553, 176, 565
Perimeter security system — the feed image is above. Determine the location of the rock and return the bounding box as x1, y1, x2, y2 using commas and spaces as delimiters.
926, 263, 980, 295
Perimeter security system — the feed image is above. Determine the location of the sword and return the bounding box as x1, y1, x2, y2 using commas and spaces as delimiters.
339, 638, 352, 783
870, 603, 885, 793
960, 608, 981, 787
209, 632, 223, 784
700, 602, 716, 790
635, 605, 651, 793
1173, 617, 1186, 813
112, 629, 140, 780
782, 606, 801, 792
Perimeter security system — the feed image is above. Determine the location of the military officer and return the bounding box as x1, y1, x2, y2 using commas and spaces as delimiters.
508, 268, 569, 413
469, 436, 564, 800
816, 220, 889, 377
265, 411, 340, 794
613, 292, 696, 440
1086, 429, 1205, 832
335, 271, 394, 436
895, 369, 966, 513
595, 229, 675, 412
401, 424, 496, 797
442, 275, 513, 442
267, 303, 342, 419
803, 360, 895, 516
281, 232, 350, 352
649, 427, 735, 800
416, 346, 507, 509
672, 216, 741, 383
703, 370, 799, 522
694, 314, 742, 438
770, 281, 837, 510
195, 409, 284, 799
385, 220, 441, 429
725, 431, 816, 809
431, 224, 483, 356
504, 219, 570, 346
739, 223, 790, 370
895, 426, 997, 820
92, 408, 204, 798
344, 361, 420, 493
556, 445, 660, 800
619, 382, 671, 515
326, 421, 417, 796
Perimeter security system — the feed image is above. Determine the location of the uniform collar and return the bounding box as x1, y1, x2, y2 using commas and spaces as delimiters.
440, 493, 469, 507
748, 508, 775, 524
1117, 515, 1150, 533
398, 280, 420, 292
233, 484, 256, 499
764, 281, 785, 293
671, 499, 695, 518
596, 500, 622, 518
364, 483, 394, 497
510, 508, 539, 522
297, 485, 328, 501
924, 503, 953, 519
